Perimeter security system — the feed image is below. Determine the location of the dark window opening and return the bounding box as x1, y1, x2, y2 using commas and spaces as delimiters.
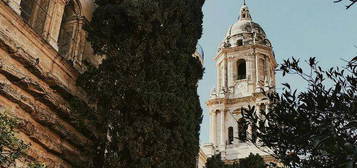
258, 58, 265, 84
58, 1, 80, 60
20, 0, 34, 22
242, 14, 246, 18
237, 59, 246, 80
228, 127, 234, 144
20, 0, 50, 35
237, 39, 243, 46
238, 118, 247, 142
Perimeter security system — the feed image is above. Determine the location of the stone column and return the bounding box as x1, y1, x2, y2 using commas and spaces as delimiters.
210, 111, 217, 145
255, 53, 259, 87
220, 110, 225, 146
227, 59, 232, 86
7, 0, 21, 15
43, 0, 68, 50
224, 53, 228, 88
217, 63, 220, 89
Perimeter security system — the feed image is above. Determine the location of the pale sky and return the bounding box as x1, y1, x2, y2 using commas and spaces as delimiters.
198, 0, 357, 144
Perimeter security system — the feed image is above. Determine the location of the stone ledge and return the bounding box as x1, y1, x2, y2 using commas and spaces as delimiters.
0, 97, 90, 167
0, 79, 93, 150
0, 58, 98, 139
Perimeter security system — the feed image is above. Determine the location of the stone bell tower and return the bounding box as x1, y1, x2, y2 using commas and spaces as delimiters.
202, 1, 277, 162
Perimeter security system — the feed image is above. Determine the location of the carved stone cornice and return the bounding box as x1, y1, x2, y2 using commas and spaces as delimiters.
207, 96, 256, 106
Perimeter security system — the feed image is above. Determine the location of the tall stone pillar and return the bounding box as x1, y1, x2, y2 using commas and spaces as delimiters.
224, 53, 228, 88
220, 110, 225, 146
210, 111, 217, 145
43, 0, 68, 50
255, 53, 259, 87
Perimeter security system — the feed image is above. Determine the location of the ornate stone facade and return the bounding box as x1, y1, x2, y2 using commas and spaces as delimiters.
201, 2, 277, 164
0, 0, 99, 167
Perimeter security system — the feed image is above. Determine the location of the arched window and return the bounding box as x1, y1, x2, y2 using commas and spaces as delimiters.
238, 118, 247, 142
20, 0, 50, 35
58, 0, 81, 60
237, 59, 246, 80
228, 127, 234, 144
258, 58, 265, 84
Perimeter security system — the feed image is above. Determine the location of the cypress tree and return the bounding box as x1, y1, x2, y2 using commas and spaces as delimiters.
78, 0, 205, 167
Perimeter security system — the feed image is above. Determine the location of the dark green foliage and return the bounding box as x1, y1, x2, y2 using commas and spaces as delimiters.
68, 97, 97, 140
205, 153, 266, 168
78, 0, 204, 167
205, 154, 226, 168
239, 153, 265, 168
243, 57, 357, 168
0, 108, 29, 167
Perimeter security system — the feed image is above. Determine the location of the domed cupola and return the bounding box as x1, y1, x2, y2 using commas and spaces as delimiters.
193, 44, 204, 65
221, 1, 272, 49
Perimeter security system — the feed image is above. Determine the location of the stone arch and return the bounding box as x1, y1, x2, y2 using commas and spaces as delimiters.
58, 0, 82, 61
20, 0, 50, 35
237, 59, 246, 80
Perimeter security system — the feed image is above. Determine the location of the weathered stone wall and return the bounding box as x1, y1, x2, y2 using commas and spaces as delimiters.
0, 0, 98, 167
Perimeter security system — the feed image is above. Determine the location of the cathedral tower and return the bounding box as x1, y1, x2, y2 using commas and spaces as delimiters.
202, 2, 277, 162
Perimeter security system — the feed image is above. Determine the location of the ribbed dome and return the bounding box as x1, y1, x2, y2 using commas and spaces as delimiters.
225, 20, 266, 39
221, 3, 272, 48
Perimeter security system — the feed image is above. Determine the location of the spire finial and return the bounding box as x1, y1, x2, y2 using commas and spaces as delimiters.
239, 0, 252, 21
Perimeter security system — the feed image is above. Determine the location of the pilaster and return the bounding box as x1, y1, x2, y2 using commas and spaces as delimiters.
43, 0, 69, 50
220, 110, 225, 146
210, 110, 217, 145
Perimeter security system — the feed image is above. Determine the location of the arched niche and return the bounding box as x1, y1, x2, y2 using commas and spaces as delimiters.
258, 57, 266, 84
